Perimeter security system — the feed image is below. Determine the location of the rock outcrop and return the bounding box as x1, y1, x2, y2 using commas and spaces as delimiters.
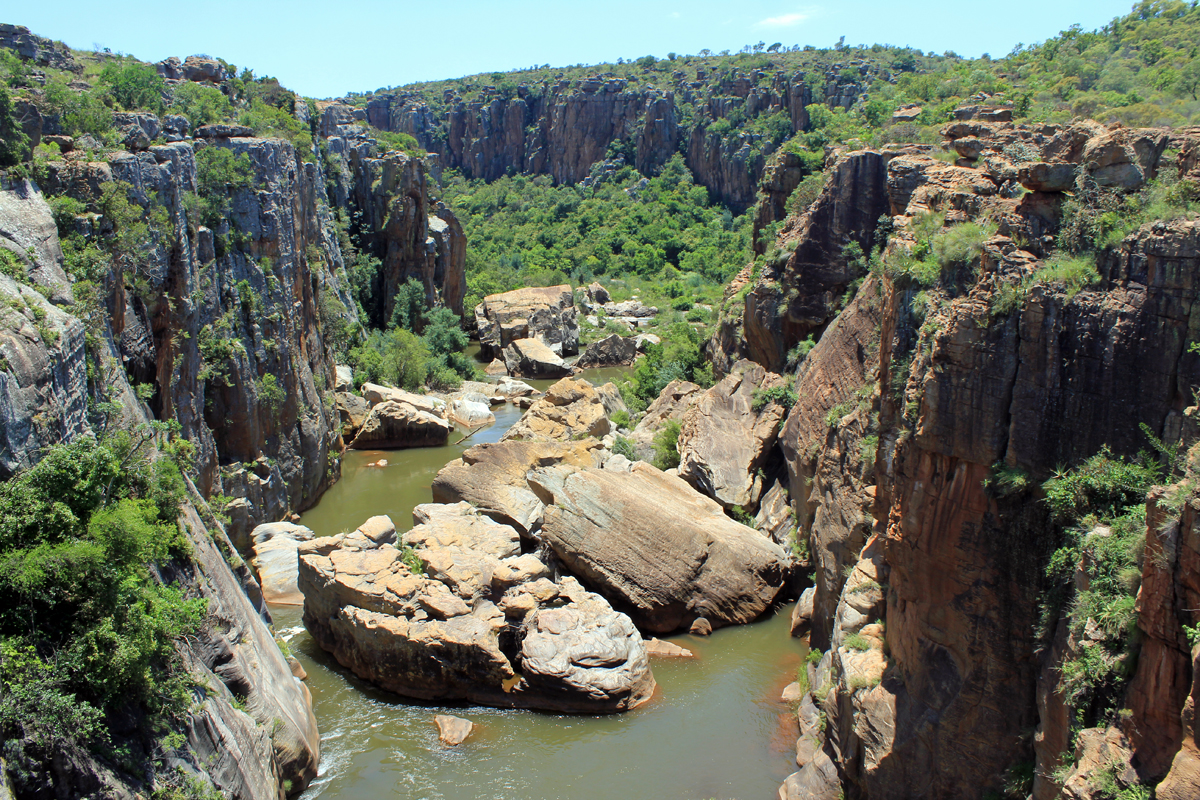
748, 123, 1200, 799
534, 462, 789, 633
251, 521, 316, 605
676, 359, 790, 513
475, 285, 579, 362
501, 377, 623, 443
298, 507, 655, 713
348, 400, 452, 449
502, 337, 575, 378
577, 333, 638, 367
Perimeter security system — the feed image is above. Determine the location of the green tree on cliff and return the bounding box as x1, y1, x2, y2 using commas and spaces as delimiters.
0, 86, 30, 168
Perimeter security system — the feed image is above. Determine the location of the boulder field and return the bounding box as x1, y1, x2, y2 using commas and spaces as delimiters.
299, 375, 798, 712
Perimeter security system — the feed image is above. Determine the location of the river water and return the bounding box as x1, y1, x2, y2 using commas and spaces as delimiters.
271, 368, 805, 800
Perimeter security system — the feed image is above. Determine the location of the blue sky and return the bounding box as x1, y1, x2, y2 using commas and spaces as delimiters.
11, 0, 1138, 98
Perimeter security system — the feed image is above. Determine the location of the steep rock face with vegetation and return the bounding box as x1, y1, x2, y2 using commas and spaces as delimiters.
319, 101, 465, 326
361, 66, 859, 212
764, 116, 1200, 798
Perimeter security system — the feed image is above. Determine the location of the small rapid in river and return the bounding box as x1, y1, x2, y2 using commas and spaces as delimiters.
274, 369, 805, 800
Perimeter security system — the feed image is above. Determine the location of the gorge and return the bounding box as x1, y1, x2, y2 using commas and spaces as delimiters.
2, 4, 1200, 800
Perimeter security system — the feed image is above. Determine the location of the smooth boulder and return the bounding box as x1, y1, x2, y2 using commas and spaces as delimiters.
348, 401, 452, 450
434, 715, 474, 746
431, 440, 598, 533
251, 521, 315, 605
532, 462, 789, 633
677, 360, 791, 512
503, 337, 575, 378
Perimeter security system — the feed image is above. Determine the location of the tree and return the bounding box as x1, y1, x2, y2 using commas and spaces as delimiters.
99, 60, 166, 112
0, 85, 29, 168
768, 42, 783, 53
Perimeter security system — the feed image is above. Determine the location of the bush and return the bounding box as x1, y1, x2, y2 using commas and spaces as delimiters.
99, 60, 165, 113
843, 633, 871, 651
751, 384, 798, 412
171, 83, 232, 128
192, 146, 254, 229
651, 419, 682, 470
612, 435, 637, 460
0, 436, 205, 762
610, 410, 632, 430
351, 328, 431, 391
0, 85, 30, 167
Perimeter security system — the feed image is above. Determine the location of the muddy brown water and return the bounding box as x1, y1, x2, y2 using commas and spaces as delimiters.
275, 366, 806, 800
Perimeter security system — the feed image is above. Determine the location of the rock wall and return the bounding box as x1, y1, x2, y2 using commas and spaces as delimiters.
752, 122, 1200, 798
320, 105, 466, 324
362, 69, 857, 212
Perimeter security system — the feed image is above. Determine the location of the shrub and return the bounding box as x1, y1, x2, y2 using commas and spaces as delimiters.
610, 410, 632, 430
0, 85, 30, 167
351, 328, 431, 391
652, 419, 682, 470
390, 277, 427, 332
171, 82, 232, 128
844, 633, 872, 651
99, 60, 166, 112
257, 373, 286, 418
612, 435, 637, 460
751, 384, 798, 412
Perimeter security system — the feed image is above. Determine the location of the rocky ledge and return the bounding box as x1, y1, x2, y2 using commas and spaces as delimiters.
298, 506, 655, 713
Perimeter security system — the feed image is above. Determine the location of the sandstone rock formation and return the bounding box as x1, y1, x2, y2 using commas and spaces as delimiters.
744, 123, 1200, 799
434, 715, 474, 746
475, 285, 579, 362
501, 377, 623, 443
298, 506, 655, 713
577, 333, 638, 367
348, 400, 452, 449
502, 337, 575, 378
431, 440, 599, 534
533, 462, 789, 633
676, 359, 791, 513
251, 521, 316, 605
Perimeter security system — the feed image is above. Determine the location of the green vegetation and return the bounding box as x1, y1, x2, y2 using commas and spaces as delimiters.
751, 385, 798, 412
612, 435, 637, 460
1041, 447, 1161, 728
618, 323, 713, 412
189, 146, 255, 230
0, 434, 205, 786
98, 59, 165, 113
442, 154, 750, 313
843, 633, 872, 652
0, 85, 29, 167
652, 419, 682, 471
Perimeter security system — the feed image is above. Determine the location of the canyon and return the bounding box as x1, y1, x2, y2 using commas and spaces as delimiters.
2, 7, 1200, 800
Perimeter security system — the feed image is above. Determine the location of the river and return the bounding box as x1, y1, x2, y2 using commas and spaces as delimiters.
270, 368, 805, 800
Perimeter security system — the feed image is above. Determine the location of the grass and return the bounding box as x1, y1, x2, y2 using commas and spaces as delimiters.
843, 632, 872, 652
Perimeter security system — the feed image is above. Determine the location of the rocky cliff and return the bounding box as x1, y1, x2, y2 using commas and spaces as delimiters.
361, 65, 870, 212
727, 120, 1200, 798
0, 55, 466, 796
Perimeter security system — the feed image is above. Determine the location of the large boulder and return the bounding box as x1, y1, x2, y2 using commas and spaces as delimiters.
532, 462, 789, 633
502, 337, 575, 378
677, 360, 791, 512
348, 401, 452, 449
475, 285, 579, 360
502, 377, 623, 443
447, 396, 495, 428
335, 392, 370, 438
431, 440, 599, 534
586, 282, 610, 304
360, 382, 446, 417
298, 505, 655, 713
577, 333, 638, 368
251, 522, 315, 605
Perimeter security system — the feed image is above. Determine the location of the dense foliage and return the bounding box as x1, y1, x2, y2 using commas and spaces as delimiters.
442, 153, 751, 313
0, 433, 205, 788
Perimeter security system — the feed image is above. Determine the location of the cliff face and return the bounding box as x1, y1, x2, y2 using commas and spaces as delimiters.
363, 68, 849, 212
320, 104, 466, 324
752, 121, 1200, 798
0, 170, 321, 798
0, 80, 467, 794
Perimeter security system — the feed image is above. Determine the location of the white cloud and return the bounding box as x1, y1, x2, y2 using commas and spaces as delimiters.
756, 10, 811, 28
